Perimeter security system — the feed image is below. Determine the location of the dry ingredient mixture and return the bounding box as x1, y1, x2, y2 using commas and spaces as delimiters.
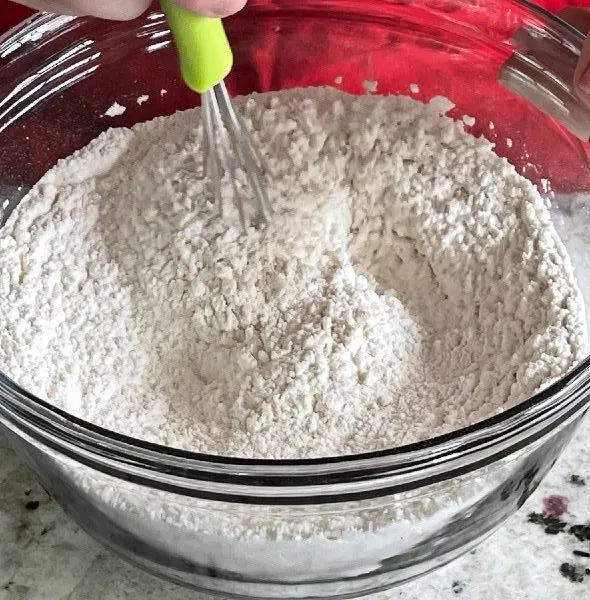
0, 87, 586, 460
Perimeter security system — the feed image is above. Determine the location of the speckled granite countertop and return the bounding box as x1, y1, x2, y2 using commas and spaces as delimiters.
1, 415, 589, 600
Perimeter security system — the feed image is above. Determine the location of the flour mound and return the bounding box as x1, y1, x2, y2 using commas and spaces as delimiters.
0, 88, 586, 458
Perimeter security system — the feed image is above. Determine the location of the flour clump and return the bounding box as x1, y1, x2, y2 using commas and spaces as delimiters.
0, 87, 586, 458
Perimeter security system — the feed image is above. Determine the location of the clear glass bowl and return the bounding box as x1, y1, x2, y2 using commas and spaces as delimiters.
1, 1, 590, 598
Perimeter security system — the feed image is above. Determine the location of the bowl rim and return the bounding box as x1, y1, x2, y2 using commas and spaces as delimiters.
0, 0, 589, 503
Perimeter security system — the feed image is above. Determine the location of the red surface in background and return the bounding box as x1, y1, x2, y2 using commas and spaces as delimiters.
1, 0, 590, 193
1, 2, 33, 30
1, 0, 589, 33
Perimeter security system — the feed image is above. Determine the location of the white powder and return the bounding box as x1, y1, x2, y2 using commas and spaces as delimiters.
59, 439, 543, 581
362, 80, 378, 93
104, 101, 126, 117
0, 87, 586, 462
427, 95, 455, 115
1, 88, 587, 583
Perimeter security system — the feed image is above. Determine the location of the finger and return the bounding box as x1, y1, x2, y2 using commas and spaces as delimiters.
174, 0, 247, 17
16, 0, 152, 20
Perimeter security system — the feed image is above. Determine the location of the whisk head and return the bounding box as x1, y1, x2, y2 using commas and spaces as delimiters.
202, 82, 272, 229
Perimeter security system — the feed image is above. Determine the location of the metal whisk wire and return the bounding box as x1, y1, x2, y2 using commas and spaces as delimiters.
202, 82, 272, 228
161, 1, 272, 228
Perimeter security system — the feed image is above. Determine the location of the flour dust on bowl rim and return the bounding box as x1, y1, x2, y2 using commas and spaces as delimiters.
1, 1, 590, 599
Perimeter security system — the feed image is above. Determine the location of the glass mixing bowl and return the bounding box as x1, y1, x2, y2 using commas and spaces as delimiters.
1, 1, 590, 598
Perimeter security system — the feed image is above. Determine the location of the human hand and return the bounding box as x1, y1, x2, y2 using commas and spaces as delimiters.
13, 0, 246, 20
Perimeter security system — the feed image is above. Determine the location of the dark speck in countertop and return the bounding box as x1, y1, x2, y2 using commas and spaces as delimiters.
570, 524, 590, 542
528, 512, 568, 534
452, 581, 465, 594
40, 522, 56, 537
568, 474, 586, 487
559, 562, 586, 583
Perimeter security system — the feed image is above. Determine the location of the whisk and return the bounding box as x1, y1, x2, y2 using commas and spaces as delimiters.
162, 1, 272, 228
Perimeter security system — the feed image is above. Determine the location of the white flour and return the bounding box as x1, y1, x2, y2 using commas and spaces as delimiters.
104, 101, 126, 117
0, 87, 586, 461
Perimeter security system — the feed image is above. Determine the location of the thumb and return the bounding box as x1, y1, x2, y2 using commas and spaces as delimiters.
15, 0, 152, 20
173, 0, 247, 17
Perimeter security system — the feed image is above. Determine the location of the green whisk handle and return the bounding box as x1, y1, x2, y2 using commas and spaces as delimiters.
161, 0, 233, 94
